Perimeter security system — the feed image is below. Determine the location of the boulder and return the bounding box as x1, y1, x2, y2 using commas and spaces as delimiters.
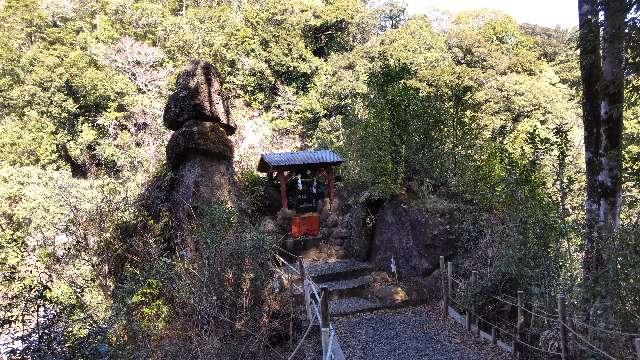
276, 208, 294, 230
169, 154, 238, 257
342, 205, 370, 262
163, 60, 236, 135
319, 197, 340, 221
421, 269, 442, 298
372, 285, 409, 304
166, 120, 233, 168
372, 200, 456, 277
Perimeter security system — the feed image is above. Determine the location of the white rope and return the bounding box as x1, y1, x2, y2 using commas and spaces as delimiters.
572, 319, 640, 337
490, 295, 559, 323
559, 319, 619, 360
325, 327, 335, 360
273, 254, 301, 276
287, 315, 315, 360
308, 279, 322, 303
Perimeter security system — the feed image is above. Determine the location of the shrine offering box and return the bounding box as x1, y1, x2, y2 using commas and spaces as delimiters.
291, 213, 320, 238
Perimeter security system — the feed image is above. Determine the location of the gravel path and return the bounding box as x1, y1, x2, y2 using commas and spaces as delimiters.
333, 304, 509, 360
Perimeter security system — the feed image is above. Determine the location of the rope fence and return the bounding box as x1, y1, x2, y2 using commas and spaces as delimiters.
273, 253, 346, 360
439, 256, 640, 360
273, 250, 640, 359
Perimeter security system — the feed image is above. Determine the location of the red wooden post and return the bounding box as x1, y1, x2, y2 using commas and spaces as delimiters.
277, 170, 288, 210
327, 168, 335, 208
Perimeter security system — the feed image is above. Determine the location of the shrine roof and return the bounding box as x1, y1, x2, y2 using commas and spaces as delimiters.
257, 150, 344, 173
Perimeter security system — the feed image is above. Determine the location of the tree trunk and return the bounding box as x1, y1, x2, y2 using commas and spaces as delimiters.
599, 0, 626, 235
578, 0, 604, 281
578, 0, 628, 305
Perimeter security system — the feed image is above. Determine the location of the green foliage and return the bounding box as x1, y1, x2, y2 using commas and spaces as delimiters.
110, 202, 280, 358
0, 3, 140, 175
297, 8, 589, 329
1, 0, 639, 357
0, 166, 135, 358
623, 98, 640, 221
238, 170, 271, 216
130, 279, 170, 333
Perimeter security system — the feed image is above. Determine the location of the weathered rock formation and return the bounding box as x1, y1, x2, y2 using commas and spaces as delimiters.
163, 60, 238, 257
166, 120, 233, 167
371, 200, 457, 277
163, 60, 236, 135
318, 185, 373, 261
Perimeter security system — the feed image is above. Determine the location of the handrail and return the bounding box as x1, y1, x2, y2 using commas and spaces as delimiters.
275, 256, 345, 360
273, 253, 301, 276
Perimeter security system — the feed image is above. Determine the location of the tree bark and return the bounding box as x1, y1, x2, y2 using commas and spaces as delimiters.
578, 0, 604, 280
599, 0, 626, 235
578, 0, 628, 303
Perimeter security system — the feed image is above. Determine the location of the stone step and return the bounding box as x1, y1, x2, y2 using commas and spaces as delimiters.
290, 275, 372, 300
317, 275, 372, 298
329, 297, 385, 316
305, 259, 374, 283
329, 296, 425, 317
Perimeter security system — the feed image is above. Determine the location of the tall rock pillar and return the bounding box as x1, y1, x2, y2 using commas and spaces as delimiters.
163, 60, 237, 258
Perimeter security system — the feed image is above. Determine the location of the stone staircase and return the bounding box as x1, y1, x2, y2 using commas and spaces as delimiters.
290, 258, 418, 317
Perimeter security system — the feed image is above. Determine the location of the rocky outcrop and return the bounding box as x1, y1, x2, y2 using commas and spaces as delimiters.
319, 186, 372, 261
169, 155, 237, 249
163, 60, 236, 135
372, 200, 456, 277
163, 60, 238, 257
166, 120, 233, 168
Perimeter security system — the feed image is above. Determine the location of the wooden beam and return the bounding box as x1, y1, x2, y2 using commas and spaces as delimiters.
440, 256, 448, 318
277, 171, 288, 210
320, 287, 330, 327
327, 168, 335, 208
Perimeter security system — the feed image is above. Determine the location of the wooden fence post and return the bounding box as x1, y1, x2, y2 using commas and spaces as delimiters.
465, 312, 471, 331
298, 256, 313, 322
320, 287, 330, 360
634, 338, 640, 360
491, 326, 497, 345
440, 256, 448, 318
471, 270, 478, 335
297, 256, 306, 282
557, 294, 568, 360
529, 310, 536, 346
512, 325, 518, 359
447, 262, 453, 297
516, 290, 524, 359
567, 316, 577, 354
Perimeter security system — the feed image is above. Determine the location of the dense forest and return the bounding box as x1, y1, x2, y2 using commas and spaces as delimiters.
0, 0, 639, 359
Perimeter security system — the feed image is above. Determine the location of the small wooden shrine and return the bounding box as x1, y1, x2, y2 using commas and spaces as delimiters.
257, 150, 344, 237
